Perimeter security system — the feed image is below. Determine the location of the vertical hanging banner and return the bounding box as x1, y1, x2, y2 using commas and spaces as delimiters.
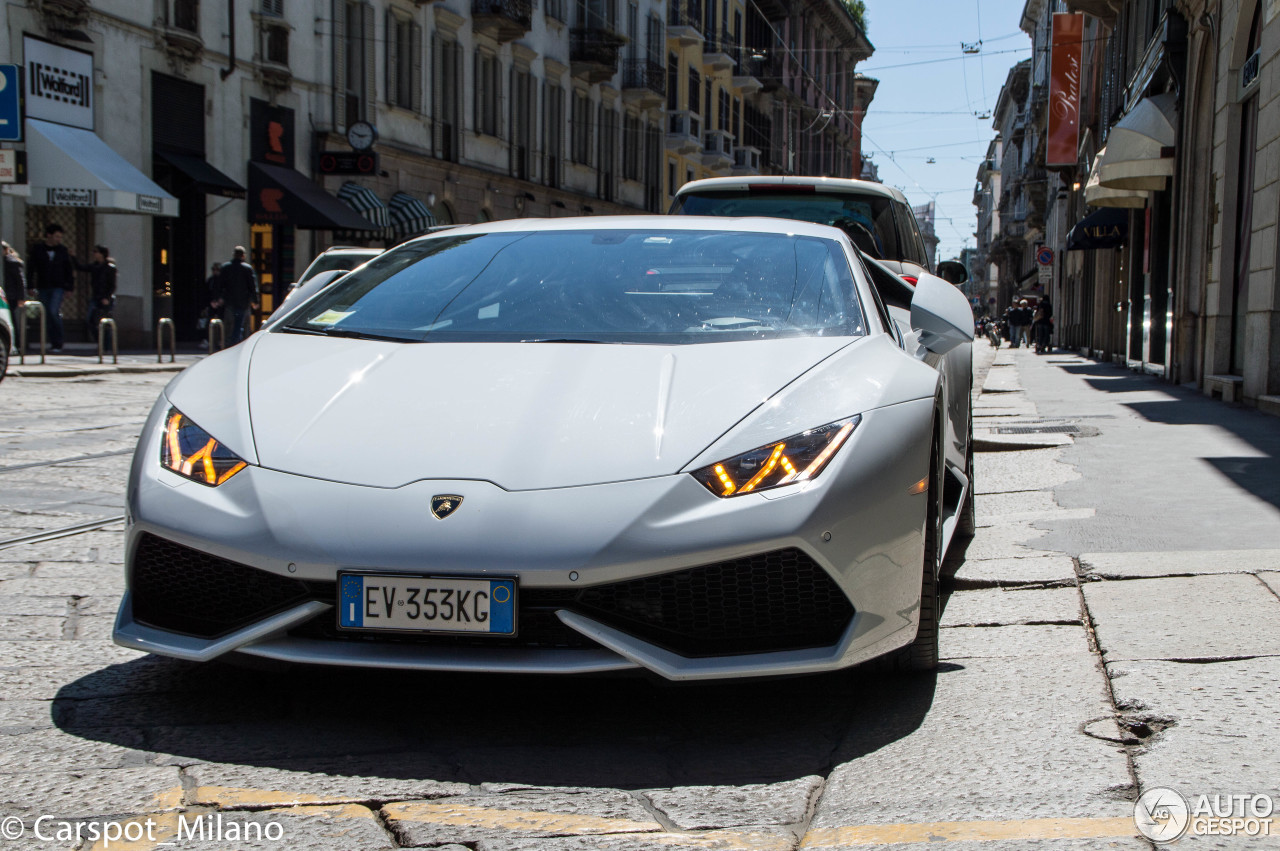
1048, 13, 1084, 166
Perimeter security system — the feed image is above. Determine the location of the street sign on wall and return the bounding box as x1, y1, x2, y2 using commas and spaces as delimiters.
1037, 246, 1055, 266
1048, 14, 1084, 167
0, 65, 21, 142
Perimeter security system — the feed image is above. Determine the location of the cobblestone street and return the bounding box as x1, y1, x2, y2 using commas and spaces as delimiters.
1, 345, 1278, 849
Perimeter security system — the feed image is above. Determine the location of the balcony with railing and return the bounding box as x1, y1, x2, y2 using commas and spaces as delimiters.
702, 129, 734, 170
730, 45, 766, 94
701, 29, 736, 72
571, 27, 627, 83
666, 0, 704, 46
666, 111, 702, 154
472, 0, 533, 42
622, 58, 666, 108
732, 145, 761, 174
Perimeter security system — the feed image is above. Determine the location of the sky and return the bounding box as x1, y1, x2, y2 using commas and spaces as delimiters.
855, 0, 1033, 261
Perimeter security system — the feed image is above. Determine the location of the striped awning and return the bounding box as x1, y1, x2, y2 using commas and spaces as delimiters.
389, 191, 436, 238
337, 182, 392, 232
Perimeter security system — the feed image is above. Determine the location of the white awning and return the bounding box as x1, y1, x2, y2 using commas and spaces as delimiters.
1098, 93, 1177, 191
1085, 149, 1148, 208
23, 119, 178, 216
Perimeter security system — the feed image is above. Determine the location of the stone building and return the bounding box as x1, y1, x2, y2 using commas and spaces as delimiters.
1000, 0, 1280, 415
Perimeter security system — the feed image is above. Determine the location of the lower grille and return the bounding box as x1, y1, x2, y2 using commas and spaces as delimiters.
130, 534, 321, 639
131, 536, 852, 658
575, 548, 852, 657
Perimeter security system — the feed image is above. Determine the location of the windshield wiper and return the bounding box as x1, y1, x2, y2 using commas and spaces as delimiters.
320, 327, 419, 343
278, 326, 325, 336
520, 338, 608, 344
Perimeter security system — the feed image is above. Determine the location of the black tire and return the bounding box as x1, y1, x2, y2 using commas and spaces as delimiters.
957, 416, 977, 538
0, 331, 9, 384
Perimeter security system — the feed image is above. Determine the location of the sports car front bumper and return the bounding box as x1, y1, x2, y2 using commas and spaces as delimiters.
114, 397, 935, 680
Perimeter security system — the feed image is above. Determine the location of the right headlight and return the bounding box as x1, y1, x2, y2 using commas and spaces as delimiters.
690, 416, 860, 498
160, 408, 248, 487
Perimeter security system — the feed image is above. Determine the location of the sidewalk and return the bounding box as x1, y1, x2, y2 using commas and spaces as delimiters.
4, 342, 203, 379
955, 338, 1280, 830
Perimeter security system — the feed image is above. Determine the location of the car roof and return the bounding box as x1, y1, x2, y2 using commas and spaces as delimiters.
404, 214, 851, 241
319, 246, 381, 255
674, 175, 909, 204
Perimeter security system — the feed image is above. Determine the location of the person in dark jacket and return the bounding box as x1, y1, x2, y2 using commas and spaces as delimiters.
214, 246, 259, 345
2, 241, 26, 316
78, 245, 117, 347
27, 224, 77, 352
1033, 296, 1054, 353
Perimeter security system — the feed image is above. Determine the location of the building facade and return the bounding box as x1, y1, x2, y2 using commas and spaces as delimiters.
992, 0, 1280, 415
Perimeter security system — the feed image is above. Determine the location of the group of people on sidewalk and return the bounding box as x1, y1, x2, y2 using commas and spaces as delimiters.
977, 297, 1054, 353
3, 225, 258, 352
4, 225, 116, 353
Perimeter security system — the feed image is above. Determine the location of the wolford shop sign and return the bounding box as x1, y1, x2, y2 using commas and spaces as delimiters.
1048, 14, 1083, 167
23, 36, 93, 131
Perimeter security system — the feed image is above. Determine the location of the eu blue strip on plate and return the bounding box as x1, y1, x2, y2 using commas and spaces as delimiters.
489, 579, 515, 634
340, 574, 364, 627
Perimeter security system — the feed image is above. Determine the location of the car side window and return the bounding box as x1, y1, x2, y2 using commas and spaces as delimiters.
895, 203, 930, 271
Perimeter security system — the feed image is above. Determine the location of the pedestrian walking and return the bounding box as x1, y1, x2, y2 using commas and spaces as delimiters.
1033, 296, 1054, 353
214, 246, 258, 345
2, 241, 26, 315
1009, 299, 1032, 349
78, 245, 117, 347
27, 224, 77, 352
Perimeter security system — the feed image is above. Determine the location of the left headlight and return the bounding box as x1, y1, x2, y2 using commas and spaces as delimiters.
690, 415, 861, 498
160, 408, 248, 486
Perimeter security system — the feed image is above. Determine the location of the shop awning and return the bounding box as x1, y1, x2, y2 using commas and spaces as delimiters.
388, 191, 436, 237
337, 182, 393, 235
1085, 149, 1148, 208
248, 162, 379, 231
1067, 207, 1129, 250
155, 151, 245, 199
24, 118, 178, 216
1098, 93, 1177, 191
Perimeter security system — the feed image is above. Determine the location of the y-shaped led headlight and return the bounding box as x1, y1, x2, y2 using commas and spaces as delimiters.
691, 416, 860, 498
160, 409, 248, 486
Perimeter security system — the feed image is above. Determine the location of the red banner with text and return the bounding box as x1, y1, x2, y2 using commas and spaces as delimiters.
1048, 13, 1084, 166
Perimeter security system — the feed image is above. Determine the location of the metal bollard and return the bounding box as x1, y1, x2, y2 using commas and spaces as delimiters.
207, 317, 226, 353
17, 300, 47, 365
156, 317, 176, 363
97, 318, 118, 364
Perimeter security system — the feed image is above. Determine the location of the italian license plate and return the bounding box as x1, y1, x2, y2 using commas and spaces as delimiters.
337, 573, 516, 635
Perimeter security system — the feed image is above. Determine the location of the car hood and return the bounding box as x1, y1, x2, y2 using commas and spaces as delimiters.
244, 333, 852, 490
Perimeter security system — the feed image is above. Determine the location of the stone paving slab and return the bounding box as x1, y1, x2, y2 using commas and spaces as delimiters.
0, 698, 57, 729
975, 449, 1079, 495
384, 790, 664, 846
940, 588, 1082, 627
0, 638, 142, 667
810, 655, 1132, 829
1082, 575, 1280, 661
187, 763, 470, 808
0, 726, 148, 773
949, 556, 1078, 588
942, 625, 1092, 659
951, 522, 1054, 560
800, 829, 1147, 850
1079, 550, 1280, 579
85, 804, 399, 851
0, 614, 66, 639
1260, 572, 1280, 599
0, 765, 182, 820
473, 828, 797, 851
644, 777, 821, 829
974, 432, 1075, 451
1106, 658, 1280, 798
0, 595, 72, 615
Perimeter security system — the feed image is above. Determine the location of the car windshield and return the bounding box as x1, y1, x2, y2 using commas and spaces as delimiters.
281, 228, 866, 345
299, 251, 379, 283
671, 190, 903, 263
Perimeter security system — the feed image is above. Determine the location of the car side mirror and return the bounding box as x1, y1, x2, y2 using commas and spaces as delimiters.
935, 260, 969, 285
910, 273, 975, 355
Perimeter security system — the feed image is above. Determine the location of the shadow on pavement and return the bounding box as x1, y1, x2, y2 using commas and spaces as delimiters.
1058, 362, 1174, 395
53, 653, 943, 789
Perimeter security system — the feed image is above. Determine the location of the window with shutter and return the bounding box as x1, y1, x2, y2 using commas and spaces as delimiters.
386, 9, 399, 106
362, 3, 376, 116
411, 23, 423, 114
